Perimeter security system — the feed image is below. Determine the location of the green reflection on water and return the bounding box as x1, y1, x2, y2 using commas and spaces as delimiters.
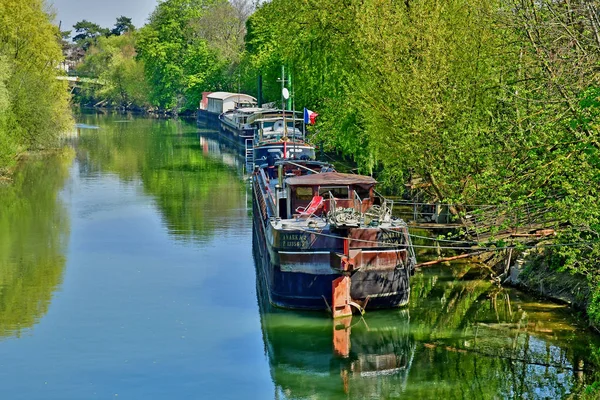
75, 114, 246, 243
255, 233, 600, 399
0, 150, 73, 338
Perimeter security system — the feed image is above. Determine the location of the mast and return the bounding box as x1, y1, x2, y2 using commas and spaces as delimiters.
291, 73, 296, 157
281, 66, 287, 139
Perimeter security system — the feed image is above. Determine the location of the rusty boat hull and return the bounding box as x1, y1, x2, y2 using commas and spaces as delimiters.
252, 166, 415, 312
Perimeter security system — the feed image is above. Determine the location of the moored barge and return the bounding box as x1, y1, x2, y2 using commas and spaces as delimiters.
197, 91, 257, 127
252, 148, 416, 317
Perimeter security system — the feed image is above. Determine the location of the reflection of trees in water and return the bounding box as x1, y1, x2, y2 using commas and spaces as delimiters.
254, 221, 600, 399
75, 115, 246, 243
406, 265, 600, 398
0, 151, 72, 338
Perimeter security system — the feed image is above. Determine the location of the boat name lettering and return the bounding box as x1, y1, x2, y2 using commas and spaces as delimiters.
281, 233, 309, 248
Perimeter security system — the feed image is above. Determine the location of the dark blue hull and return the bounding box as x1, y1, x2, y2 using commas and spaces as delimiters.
252, 192, 410, 311
219, 119, 255, 144
268, 269, 410, 310
196, 109, 220, 127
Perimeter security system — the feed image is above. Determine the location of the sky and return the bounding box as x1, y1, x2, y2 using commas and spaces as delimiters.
49, 0, 158, 33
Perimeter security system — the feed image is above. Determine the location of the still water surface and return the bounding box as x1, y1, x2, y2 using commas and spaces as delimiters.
0, 113, 599, 399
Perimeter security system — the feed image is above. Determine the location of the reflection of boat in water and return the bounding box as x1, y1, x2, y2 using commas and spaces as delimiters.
253, 233, 415, 399
198, 132, 246, 176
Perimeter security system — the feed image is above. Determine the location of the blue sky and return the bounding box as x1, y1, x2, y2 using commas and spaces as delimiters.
49, 0, 158, 33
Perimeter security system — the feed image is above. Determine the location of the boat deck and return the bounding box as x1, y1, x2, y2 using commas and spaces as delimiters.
270, 215, 328, 230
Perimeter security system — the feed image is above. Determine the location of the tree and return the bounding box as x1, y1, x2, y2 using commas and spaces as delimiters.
72, 19, 110, 51
76, 33, 151, 108
111, 16, 135, 36
136, 0, 223, 111
0, 0, 72, 175
192, 0, 252, 63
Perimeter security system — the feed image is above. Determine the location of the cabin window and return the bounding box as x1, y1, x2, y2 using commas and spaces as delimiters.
319, 186, 349, 199
354, 186, 370, 201
295, 187, 314, 200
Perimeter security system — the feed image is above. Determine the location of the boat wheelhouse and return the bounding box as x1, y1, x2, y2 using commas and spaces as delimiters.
252, 159, 416, 316
245, 109, 314, 173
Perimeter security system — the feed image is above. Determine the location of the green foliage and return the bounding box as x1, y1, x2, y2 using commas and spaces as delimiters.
0, 0, 73, 175
135, 0, 225, 111
76, 33, 151, 108
72, 19, 110, 51
0, 55, 17, 172
193, 0, 249, 64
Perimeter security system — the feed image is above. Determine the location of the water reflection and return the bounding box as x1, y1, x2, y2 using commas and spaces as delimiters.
74, 114, 247, 243
255, 228, 600, 399
197, 127, 247, 176
0, 150, 73, 338
253, 231, 415, 399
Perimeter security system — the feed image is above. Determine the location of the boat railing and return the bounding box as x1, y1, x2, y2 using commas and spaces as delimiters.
257, 167, 276, 216
327, 191, 337, 215
353, 191, 363, 214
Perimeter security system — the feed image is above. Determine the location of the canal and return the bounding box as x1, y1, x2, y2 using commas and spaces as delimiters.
0, 113, 599, 399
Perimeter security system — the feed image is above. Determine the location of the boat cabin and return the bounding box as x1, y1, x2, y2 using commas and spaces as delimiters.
284, 172, 377, 219
252, 117, 304, 141
202, 92, 257, 114
221, 107, 265, 128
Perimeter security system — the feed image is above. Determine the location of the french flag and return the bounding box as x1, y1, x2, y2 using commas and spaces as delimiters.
303, 108, 318, 125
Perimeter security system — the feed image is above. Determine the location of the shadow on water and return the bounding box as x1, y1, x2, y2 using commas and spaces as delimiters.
0, 150, 73, 339
253, 221, 600, 398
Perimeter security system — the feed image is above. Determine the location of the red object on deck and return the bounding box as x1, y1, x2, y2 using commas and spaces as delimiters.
295, 195, 323, 216
332, 276, 352, 318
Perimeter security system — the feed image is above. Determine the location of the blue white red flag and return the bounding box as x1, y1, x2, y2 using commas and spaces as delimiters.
303, 108, 318, 125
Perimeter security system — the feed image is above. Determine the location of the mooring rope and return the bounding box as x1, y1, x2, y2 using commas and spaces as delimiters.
295, 223, 596, 251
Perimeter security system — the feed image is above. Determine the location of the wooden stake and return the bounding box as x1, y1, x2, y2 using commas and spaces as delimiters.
415, 251, 486, 268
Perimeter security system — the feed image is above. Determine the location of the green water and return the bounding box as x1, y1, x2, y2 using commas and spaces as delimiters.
0, 113, 598, 399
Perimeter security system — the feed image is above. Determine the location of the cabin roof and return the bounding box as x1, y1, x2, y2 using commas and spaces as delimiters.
285, 172, 377, 186
207, 92, 257, 102
249, 110, 303, 119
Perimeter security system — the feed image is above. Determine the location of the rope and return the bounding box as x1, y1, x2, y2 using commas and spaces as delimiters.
406, 231, 479, 245
297, 224, 597, 251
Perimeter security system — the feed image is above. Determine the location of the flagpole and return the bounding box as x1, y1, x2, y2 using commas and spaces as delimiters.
302, 108, 306, 141
292, 81, 296, 157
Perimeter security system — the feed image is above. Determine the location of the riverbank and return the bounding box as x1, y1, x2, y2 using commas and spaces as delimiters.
73, 103, 199, 118
483, 248, 597, 332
